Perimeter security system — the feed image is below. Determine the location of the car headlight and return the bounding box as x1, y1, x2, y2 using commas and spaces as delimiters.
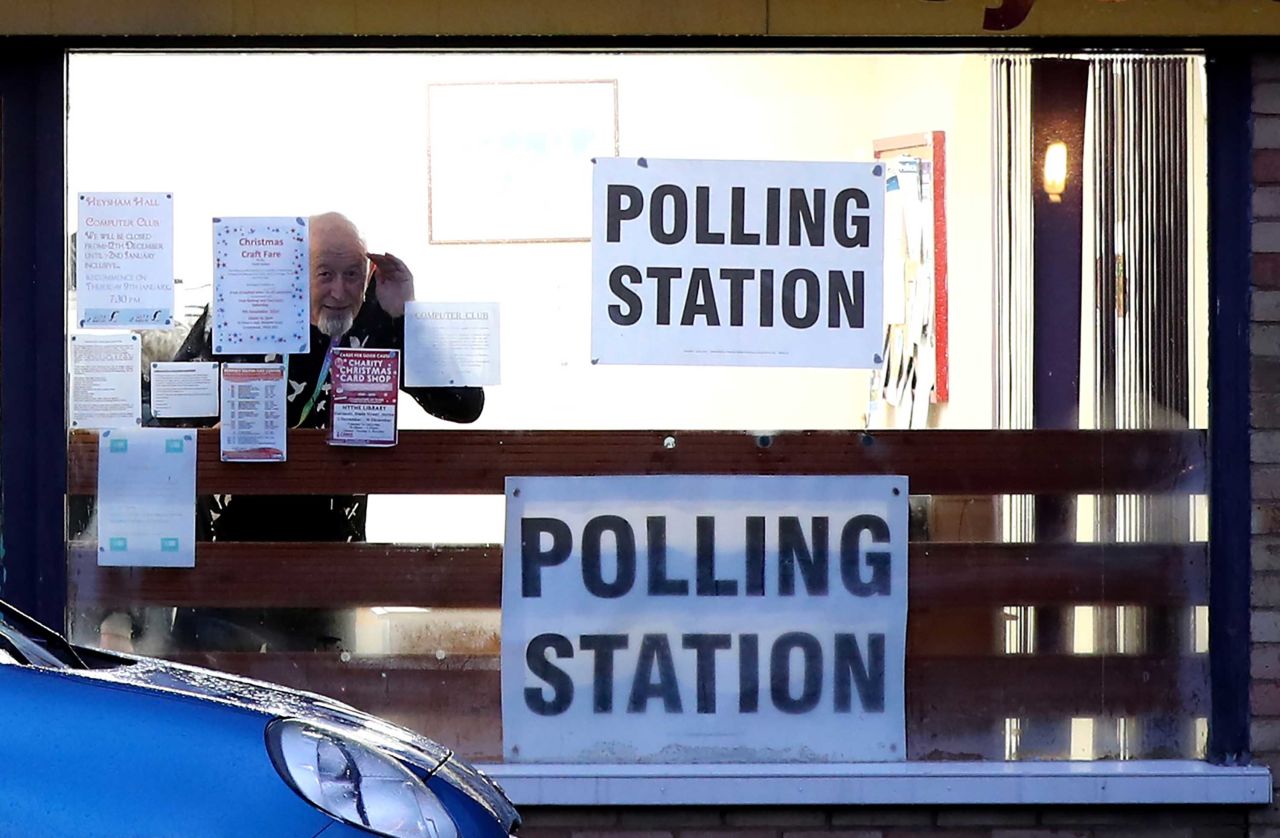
267, 719, 460, 838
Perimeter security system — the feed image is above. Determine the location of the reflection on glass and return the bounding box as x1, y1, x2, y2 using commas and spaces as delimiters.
63, 50, 1210, 764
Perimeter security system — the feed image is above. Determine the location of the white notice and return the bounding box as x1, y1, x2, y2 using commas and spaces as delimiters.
220, 363, 287, 462
151, 362, 220, 418
97, 428, 196, 568
212, 217, 310, 355
404, 302, 500, 386
76, 192, 175, 329
591, 158, 885, 368
70, 332, 141, 429
502, 475, 909, 763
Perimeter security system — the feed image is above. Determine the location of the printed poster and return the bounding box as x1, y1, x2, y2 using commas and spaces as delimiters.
97, 428, 196, 568
150, 361, 220, 419
212, 217, 309, 355
404, 302, 500, 387
76, 192, 175, 329
329, 348, 400, 447
591, 158, 885, 369
220, 363, 287, 462
69, 332, 141, 429
502, 474, 909, 763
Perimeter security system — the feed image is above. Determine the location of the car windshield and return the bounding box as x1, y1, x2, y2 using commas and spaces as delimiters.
0, 602, 85, 669
0, 621, 70, 668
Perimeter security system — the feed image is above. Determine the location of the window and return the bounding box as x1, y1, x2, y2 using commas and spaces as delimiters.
64, 49, 1216, 773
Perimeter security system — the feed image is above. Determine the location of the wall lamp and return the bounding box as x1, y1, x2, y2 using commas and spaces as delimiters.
1043, 141, 1068, 202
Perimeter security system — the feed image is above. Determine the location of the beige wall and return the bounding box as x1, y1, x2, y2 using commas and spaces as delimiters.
5, 0, 1280, 36
862, 54, 994, 429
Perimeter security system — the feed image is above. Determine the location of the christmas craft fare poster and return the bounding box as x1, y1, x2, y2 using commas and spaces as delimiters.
212, 217, 309, 356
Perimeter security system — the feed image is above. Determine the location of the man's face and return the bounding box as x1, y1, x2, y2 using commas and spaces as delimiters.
310, 232, 369, 338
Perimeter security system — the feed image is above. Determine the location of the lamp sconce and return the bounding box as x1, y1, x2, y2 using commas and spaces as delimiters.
1043, 141, 1068, 203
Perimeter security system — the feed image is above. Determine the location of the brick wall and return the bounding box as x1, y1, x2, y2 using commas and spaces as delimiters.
1255, 54, 1280, 837
518, 806, 1246, 837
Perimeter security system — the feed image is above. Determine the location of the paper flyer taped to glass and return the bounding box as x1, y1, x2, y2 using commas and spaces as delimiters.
404, 301, 500, 387
69, 332, 142, 429
329, 348, 400, 447
151, 361, 220, 418
220, 363, 287, 462
76, 192, 175, 329
97, 428, 196, 568
212, 217, 310, 356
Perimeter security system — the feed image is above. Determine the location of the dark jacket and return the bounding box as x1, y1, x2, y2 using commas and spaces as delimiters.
174, 276, 483, 542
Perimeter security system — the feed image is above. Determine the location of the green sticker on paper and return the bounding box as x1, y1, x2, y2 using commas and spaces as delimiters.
109, 439, 128, 453
108, 537, 128, 551
165, 439, 184, 453
160, 538, 179, 552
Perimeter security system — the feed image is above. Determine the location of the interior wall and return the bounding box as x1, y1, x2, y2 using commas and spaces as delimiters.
862, 53, 995, 430
67, 51, 997, 543
68, 52, 995, 432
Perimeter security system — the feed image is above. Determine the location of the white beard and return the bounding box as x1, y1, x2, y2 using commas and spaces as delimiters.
317, 310, 355, 339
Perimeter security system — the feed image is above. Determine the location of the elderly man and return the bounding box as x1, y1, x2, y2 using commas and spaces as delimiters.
313, 212, 401, 334
174, 212, 483, 543
169, 214, 482, 653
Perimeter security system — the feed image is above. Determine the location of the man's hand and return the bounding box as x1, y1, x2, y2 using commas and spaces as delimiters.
368, 252, 415, 318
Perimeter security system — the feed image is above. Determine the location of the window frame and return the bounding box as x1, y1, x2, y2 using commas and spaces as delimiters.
4, 39, 1259, 805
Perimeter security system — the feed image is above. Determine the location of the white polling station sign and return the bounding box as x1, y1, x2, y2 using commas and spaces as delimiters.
591, 158, 885, 368
502, 475, 907, 763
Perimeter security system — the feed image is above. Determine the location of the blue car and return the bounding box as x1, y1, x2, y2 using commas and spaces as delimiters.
0, 600, 520, 837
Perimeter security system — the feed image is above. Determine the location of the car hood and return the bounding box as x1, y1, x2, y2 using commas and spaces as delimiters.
77, 653, 453, 770
70, 652, 520, 831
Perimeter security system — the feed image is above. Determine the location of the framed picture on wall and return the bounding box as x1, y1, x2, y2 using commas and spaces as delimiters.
427, 80, 620, 244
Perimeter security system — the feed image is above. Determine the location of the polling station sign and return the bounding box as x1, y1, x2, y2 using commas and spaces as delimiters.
501, 475, 907, 763
591, 158, 884, 368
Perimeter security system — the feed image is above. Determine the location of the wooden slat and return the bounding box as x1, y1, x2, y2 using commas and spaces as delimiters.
907, 654, 1207, 716
70, 541, 1207, 609
70, 543, 502, 608
165, 652, 1207, 763
66, 428, 1207, 496
912, 542, 1207, 606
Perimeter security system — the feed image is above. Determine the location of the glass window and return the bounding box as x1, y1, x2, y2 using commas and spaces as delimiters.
64, 50, 1209, 764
